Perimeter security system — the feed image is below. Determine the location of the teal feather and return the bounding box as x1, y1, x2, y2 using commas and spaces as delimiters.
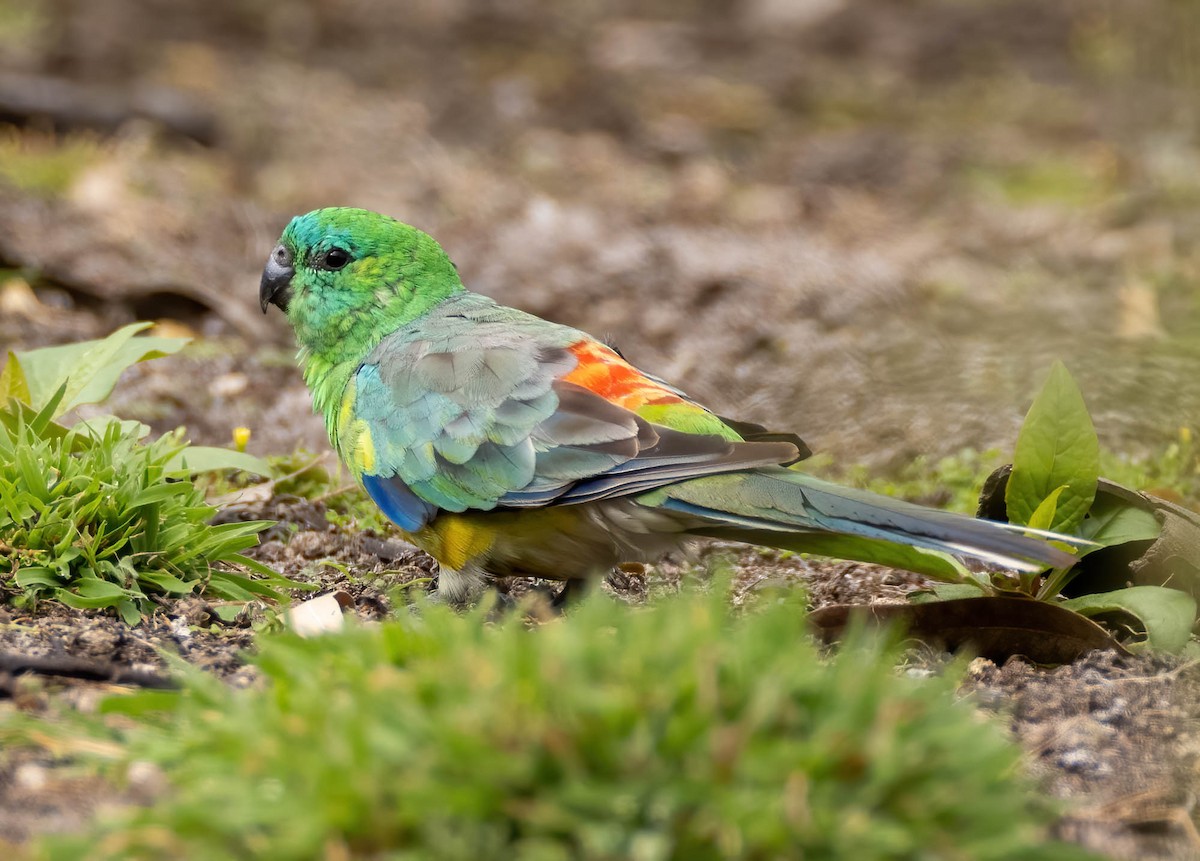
346, 292, 789, 515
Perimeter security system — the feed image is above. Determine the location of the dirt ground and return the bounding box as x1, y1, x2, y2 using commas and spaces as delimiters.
3, 509, 1200, 859
2, 0, 1200, 857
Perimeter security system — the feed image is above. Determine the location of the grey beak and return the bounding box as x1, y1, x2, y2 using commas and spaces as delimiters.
260, 244, 295, 313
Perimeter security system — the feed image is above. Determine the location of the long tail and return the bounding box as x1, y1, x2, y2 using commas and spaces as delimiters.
643, 467, 1082, 578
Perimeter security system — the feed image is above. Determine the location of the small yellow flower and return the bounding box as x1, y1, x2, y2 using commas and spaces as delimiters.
1180, 426, 1192, 447
232, 426, 251, 452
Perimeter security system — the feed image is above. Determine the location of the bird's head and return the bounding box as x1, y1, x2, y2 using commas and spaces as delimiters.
260, 207, 464, 354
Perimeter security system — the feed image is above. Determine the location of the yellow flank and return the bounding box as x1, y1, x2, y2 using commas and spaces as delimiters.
421, 513, 499, 570
333, 378, 355, 458
355, 424, 376, 473
414, 507, 589, 574
333, 380, 379, 475
337, 383, 356, 440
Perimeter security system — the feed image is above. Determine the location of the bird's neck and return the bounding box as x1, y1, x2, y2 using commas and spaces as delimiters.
300, 350, 357, 446
296, 282, 468, 446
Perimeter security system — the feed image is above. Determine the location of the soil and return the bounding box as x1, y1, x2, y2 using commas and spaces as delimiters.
2, 0, 1200, 857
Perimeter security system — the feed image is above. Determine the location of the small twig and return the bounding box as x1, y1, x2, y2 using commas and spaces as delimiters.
0, 651, 178, 690
310, 482, 361, 505
270, 452, 335, 488
1098, 659, 1200, 686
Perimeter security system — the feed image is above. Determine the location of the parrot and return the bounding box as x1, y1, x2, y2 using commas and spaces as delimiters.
260, 207, 1078, 604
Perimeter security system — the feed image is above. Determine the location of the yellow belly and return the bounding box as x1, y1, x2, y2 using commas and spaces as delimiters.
407, 502, 688, 579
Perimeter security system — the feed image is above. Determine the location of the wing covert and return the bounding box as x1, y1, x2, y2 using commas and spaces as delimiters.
351, 296, 801, 516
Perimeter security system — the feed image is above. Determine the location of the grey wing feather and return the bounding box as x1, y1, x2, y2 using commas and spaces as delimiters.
356, 294, 800, 513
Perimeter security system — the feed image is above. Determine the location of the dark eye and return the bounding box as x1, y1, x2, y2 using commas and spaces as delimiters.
321, 248, 351, 270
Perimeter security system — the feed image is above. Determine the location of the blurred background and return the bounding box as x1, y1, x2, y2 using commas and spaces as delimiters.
0, 0, 1198, 473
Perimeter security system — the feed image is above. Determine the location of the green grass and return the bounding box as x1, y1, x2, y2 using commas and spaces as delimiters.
1097, 427, 1200, 504
0, 416, 289, 624
22, 587, 1095, 861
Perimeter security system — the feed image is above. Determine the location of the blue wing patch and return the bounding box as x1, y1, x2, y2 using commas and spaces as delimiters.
362, 473, 439, 532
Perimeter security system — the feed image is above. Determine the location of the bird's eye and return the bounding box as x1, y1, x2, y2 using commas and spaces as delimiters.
322, 248, 351, 270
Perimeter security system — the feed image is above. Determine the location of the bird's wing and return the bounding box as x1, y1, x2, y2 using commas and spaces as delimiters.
349, 300, 799, 523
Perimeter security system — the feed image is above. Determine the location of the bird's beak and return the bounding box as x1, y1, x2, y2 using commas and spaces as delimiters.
260, 244, 295, 313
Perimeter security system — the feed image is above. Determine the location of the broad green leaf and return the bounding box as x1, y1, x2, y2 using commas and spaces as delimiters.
211, 604, 245, 622
163, 446, 273, 476
76, 578, 132, 600
54, 589, 124, 610
118, 598, 143, 627
0, 351, 30, 403
14, 567, 62, 589
1006, 362, 1099, 534
16, 323, 190, 417
1026, 485, 1065, 532
1076, 496, 1161, 548
1062, 586, 1196, 652
138, 570, 197, 594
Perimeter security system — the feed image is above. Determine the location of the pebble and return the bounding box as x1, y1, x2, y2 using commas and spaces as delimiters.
208, 372, 249, 398
1056, 747, 1112, 776
13, 763, 47, 791
126, 761, 168, 799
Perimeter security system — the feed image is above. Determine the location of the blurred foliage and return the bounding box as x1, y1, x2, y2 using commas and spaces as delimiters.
0, 0, 47, 57
25, 586, 1094, 861
816, 448, 1009, 515
0, 129, 103, 196
1099, 426, 1200, 505
964, 154, 1117, 208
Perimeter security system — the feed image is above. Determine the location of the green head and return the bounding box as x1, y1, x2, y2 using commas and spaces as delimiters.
260, 207, 464, 359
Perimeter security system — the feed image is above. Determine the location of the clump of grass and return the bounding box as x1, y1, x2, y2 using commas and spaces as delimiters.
0, 407, 289, 625
33, 587, 1094, 860
0, 323, 298, 623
